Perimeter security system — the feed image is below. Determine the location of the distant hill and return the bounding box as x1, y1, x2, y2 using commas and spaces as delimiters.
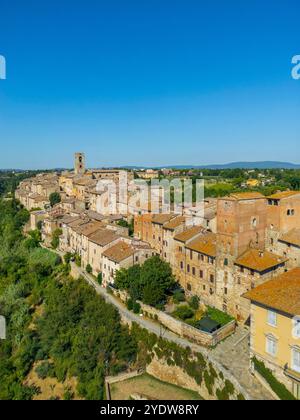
124, 162, 300, 170
188, 162, 300, 170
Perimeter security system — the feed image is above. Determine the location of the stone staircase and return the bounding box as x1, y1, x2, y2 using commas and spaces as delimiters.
210, 326, 274, 400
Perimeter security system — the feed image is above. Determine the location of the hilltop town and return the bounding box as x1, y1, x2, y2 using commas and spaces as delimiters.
13, 152, 300, 400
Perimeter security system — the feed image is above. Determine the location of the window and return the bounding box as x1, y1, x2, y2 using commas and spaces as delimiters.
210, 274, 214, 283
190, 250, 193, 260
192, 267, 196, 276
200, 270, 204, 279
292, 348, 300, 373
252, 218, 257, 228
224, 287, 228, 295
266, 336, 277, 356
187, 283, 192, 292
267, 311, 277, 327
187, 264, 190, 273
293, 318, 300, 339
180, 261, 184, 270
287, 209, 295, 216
224, 258, 228, 266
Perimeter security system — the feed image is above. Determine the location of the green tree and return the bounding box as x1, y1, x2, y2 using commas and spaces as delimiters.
49, 192, 61, 207
51, 228, 62, 249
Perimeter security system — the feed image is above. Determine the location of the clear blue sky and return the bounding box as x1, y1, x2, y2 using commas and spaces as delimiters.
0, 0, 299, 169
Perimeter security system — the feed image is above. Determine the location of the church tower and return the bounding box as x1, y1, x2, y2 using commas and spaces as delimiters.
74, 152, 85, 175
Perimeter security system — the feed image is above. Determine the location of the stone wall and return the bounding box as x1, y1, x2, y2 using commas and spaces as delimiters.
112, 288, 236, 347
146, 356, 245, 400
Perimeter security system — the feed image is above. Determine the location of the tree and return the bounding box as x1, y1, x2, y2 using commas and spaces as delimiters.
189, 296, 200, 310
64, 252, 72, 264
49, 192, 61, 207
86, 264, 92, 274
97, 273, 103, 285
115, 256, 176, 307
51, 228, 62, 249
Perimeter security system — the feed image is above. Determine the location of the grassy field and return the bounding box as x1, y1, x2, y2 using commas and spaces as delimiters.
110, 373, 202, 400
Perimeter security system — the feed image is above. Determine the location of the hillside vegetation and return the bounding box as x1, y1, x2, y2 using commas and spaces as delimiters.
0, 199, 137, 400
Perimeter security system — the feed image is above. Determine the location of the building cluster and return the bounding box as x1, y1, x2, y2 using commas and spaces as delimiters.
15, 153, 300, 399
135, 191, 300, 398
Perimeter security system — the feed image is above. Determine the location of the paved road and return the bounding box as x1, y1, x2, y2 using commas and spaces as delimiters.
74, 263, 273, 400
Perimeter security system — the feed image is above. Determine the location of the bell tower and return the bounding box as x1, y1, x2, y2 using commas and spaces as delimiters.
74, 152, 85, 175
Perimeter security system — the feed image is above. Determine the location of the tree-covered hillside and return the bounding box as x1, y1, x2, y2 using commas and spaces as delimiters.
0, 199, 137, 400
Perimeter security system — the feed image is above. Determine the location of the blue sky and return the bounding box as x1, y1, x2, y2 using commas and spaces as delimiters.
0, 0, 299, 169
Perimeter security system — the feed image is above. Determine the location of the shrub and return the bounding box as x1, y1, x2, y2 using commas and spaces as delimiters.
127, 299, 134, 311
189, 296, 200, 310
35, 361, 55, 380
173, 305, 194, 321
51, 228, 62, 250
173, 290, 185, 304
63, 388, 74, 400
75, 254, 81, 267
133, 302, 141, 314
97, 273, 103, 285
204, 370, 214, 395
64, 252, 72, 264
252, 357, 296, 400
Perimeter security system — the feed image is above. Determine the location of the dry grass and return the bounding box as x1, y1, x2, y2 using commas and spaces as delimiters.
110, 373, 202, 400
24, 362, 83, 400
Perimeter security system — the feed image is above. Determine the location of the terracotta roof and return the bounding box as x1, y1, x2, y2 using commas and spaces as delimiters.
88, 229, 120, 246
61, 215, 80, 225
268, 191, 300, 200
103, 242, 134, 263
151, 214, 177, 225
174, 225, 206, 243
243, 268, 300, 316
85, 211, 106, 222
74, 178, 97, 187
235, 249, 287, 272
186, 233, 217, 257
163, 216, 186, 231
74, 221, 104, 236
279, 228, 300, 248
223, 192, 265, 201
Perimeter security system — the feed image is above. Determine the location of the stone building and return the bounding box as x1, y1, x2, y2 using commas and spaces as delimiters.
101, 241, 154, 287
180, 233, 217, 306
266, 191, 300, 268
214, 192, 286, 322
74, 152, 86, 175
173, 225, 207, 283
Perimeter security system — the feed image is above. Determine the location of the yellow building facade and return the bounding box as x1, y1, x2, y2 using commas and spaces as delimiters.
244, 268, 300, 399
